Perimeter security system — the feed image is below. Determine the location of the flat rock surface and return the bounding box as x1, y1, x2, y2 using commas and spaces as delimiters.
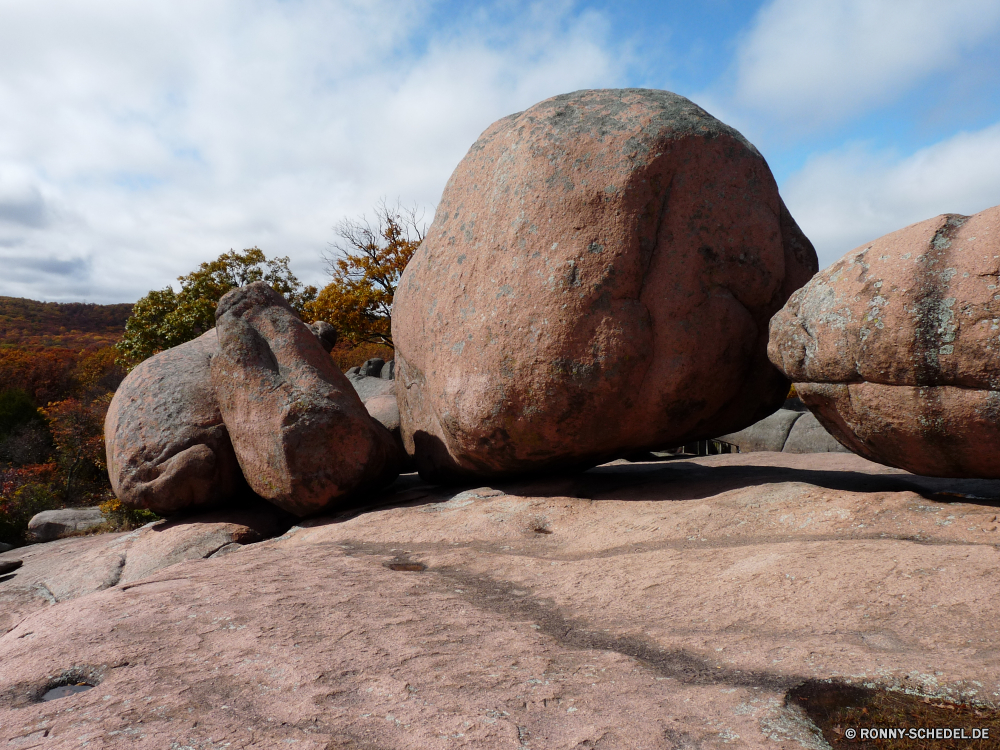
2, 453, 1000, 748
0, 503, 291, 637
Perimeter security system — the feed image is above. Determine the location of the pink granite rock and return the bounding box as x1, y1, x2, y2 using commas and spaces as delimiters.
769, 205, 1000, 477
3, 452, 1000, 748
210, 282, 400, 516
118, 503, 292, 584
104, 329, 244, 514
392, 88, 817, 481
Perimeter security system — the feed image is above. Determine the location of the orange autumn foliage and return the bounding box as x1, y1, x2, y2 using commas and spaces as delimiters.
306, 201, 425, 349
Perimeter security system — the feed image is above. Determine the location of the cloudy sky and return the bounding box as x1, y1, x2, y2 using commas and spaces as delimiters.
2, 0, 999, 303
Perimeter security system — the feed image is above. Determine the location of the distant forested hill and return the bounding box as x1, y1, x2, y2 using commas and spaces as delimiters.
0, 296, 134, 350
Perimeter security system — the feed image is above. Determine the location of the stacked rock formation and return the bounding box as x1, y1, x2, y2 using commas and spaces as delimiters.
392, 88, 818, 481
769, 205, 1000, 477
106, 283, 400, 518
211, 283, 399, 516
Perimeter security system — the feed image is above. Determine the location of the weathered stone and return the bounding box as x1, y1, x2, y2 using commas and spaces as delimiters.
0, 532, 132, 631
346, 371, 396, 403
105, 329, 244, 514
769, 205, 1000, 476
0, 542, 14, 553
118, 503, 292, 585
27, 507, 105, 542
782, 411, 850, 454
3, 453, 1000, 747
717, 409, 802, 453
0, 504, 292, 635
392, 88, 817, 481
358, 358, 385, 377
308, 320, 338, 352
0, 559, 21, 576
364, 394, 400, 433
718, 409, 849, 454
210, 283, 400, 516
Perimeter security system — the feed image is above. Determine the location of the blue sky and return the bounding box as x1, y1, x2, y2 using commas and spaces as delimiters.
1, 0, 999, 303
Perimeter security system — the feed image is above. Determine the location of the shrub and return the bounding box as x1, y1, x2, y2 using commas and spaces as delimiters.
306, 201, 424, 349
98, 496, 159, 531
115, 248, 317, 370
0, 464, 62, 546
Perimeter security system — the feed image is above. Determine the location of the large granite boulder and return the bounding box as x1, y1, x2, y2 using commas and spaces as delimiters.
105, 329, 244, 514
210, 283, 400, 516
769, 205, 1000, 477
392, 88, 818, 481
27, 507, 105, 542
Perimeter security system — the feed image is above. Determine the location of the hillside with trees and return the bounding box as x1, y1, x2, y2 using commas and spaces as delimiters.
2, 212, 421, 545
0, 297, 134, 544
0, 296, 132, 350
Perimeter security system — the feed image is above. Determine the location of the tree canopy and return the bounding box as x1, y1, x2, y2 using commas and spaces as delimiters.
306, 201, 424, 348
115, 248, 317, 369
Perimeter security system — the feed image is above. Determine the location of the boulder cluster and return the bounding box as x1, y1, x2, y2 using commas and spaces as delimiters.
106, 283, 400, 518
104, 88, 1000, 519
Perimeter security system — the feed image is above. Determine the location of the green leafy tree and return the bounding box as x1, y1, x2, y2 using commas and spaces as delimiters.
115, 248, 317, 369
306, 201, 425, 348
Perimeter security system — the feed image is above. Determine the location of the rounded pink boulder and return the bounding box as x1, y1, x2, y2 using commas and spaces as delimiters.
768, 205, 1000, 477
392, 88, 818, 481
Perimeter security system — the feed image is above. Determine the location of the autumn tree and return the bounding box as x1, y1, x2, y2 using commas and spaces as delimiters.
115, 248, 317, 369
306, 201, 425, 348
41, 396, 111, 505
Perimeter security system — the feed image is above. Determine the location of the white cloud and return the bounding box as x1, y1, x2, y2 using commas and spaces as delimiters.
0, 0, 624, 302
782, 122, 1000, 268
733, 0, 1000, 126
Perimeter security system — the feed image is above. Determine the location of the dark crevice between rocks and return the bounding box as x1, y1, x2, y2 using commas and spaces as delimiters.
787, 679, 1000, 749
346, 542, 801, 693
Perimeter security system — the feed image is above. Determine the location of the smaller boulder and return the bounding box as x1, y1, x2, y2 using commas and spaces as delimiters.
718, 410, 802, 453
28, 508, 105, 542
105, 329, 245, 515
380, 360, 395, 380
0, 542, 12, 553
346, 371, 396, 403
0, 559, 22, 575
717, 410, 849, 454
365, 394, 400, 433
210, 283, 401, 517
783, 412, 849, 454
358, 358, 385, 378
309, 321, 338, 352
